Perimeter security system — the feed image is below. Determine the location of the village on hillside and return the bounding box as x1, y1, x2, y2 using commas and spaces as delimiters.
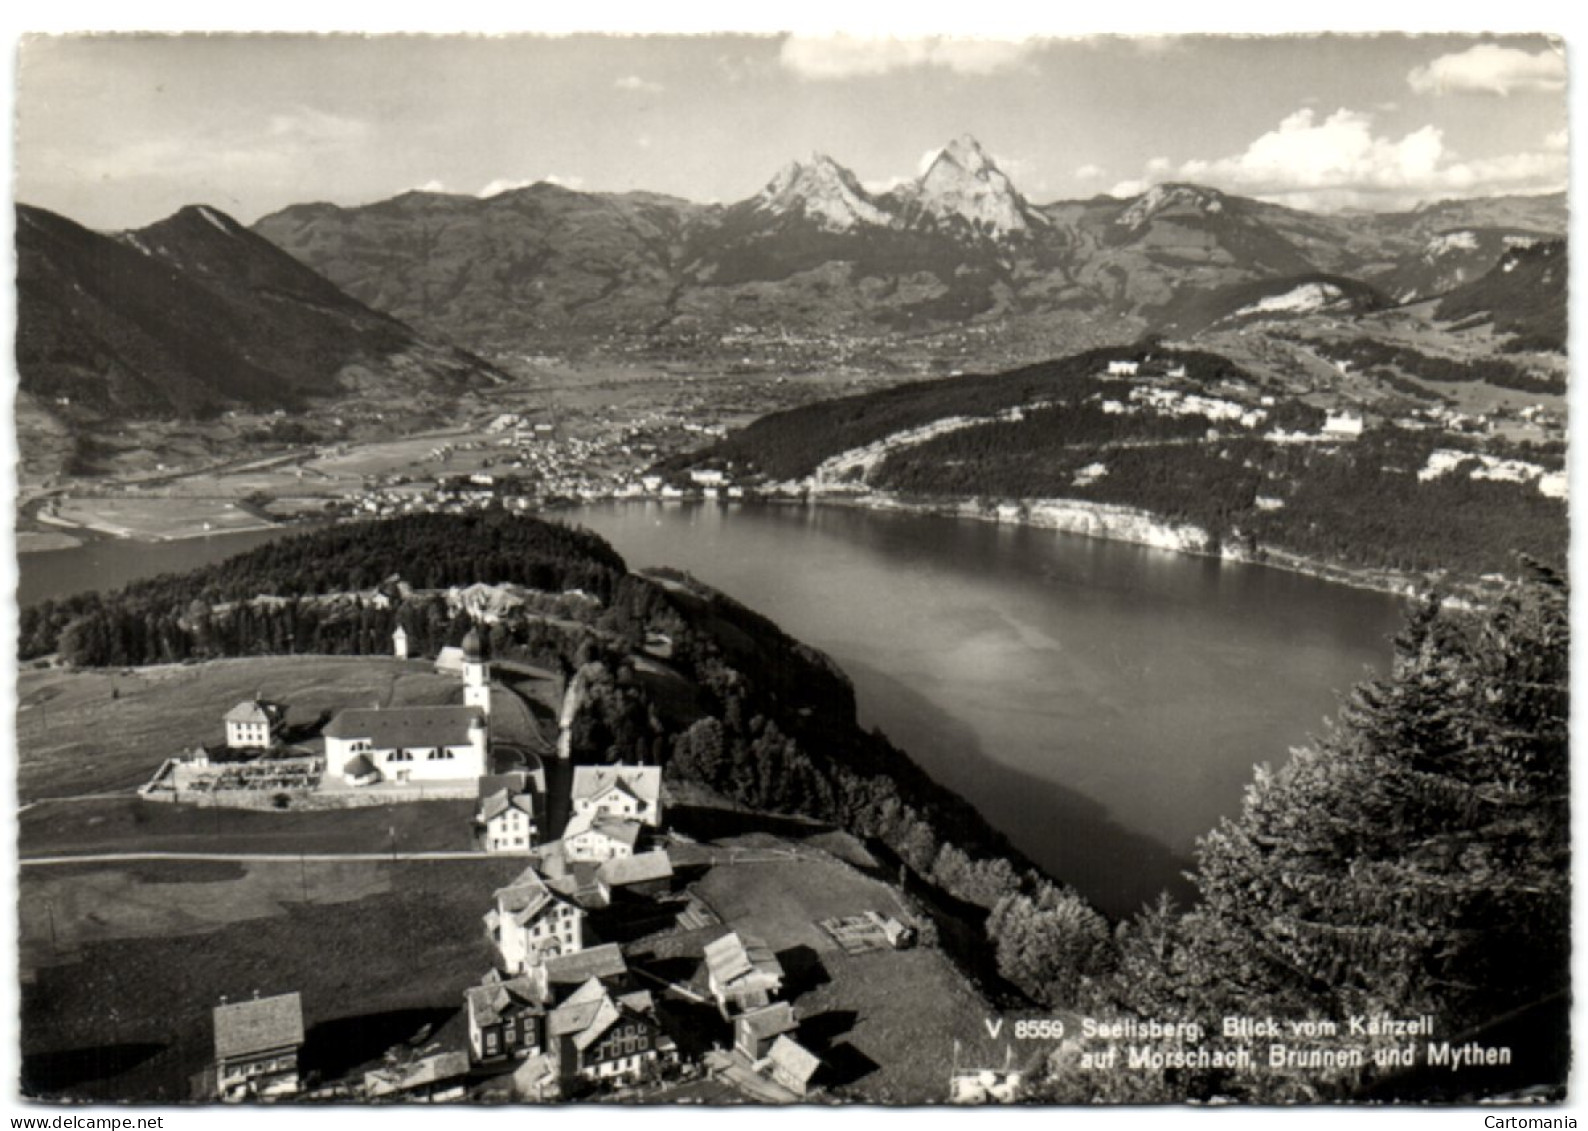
132, 626, 943, 1104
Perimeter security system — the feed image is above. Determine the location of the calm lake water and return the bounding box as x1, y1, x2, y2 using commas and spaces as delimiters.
571, 502, 1404, 916
17, 502, 1405, 916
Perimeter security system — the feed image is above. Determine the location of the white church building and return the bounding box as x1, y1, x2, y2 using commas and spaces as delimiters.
323, 628, 494, 785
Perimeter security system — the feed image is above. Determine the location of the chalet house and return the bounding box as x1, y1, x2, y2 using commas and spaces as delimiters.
466, 973, 548, 1063
323, 706, 488, 785
364, 1051, 471, 1102
735, 1002, 797, 1062
596, 849, 674, 896
562, 811, 643, 863
545, 979, 664, 1088
476, 788, 537, 852
485, 865, 585, 973
569, 765, 662, 827
1106, 360, 1140, 377
213, 992, 304, 1101
224, 699, 287, 750
704, 932, 785, 1018
766, 1035, 821, 1097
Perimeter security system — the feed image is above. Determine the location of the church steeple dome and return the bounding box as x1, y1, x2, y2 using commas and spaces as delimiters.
462, 627, 484, 662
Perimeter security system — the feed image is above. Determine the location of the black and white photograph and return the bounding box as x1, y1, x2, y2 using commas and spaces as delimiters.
3, 11, 1575, 1116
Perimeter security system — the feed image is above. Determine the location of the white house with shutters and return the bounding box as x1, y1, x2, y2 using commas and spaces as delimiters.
569, 765, 662, 828
485, 864, 586, 973
223, 699, 287, 750
477, 788, 538, 852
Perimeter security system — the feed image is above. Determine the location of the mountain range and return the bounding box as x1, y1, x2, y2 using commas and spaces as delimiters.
16, 202, 502, 422
14, 133, 1567, 445
251, 134, 1566, 352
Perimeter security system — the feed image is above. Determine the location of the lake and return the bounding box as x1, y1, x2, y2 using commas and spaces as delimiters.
16, 502, 1405, 916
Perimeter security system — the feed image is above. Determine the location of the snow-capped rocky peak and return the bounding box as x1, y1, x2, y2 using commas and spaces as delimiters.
911, 134, 1034, 236
1116, 183, 1229, 228
755, 153, 895, 232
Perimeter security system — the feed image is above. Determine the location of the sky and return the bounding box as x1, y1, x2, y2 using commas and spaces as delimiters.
12, 29, 1569, 230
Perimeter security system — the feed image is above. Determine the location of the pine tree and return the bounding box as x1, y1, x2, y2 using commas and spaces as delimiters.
1106, 573, 1569, 1099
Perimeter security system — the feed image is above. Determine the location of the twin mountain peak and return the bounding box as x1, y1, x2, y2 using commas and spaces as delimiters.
756, 134, 1045, 238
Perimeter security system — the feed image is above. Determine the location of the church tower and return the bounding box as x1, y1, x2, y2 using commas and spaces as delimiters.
462, 627, 491, 718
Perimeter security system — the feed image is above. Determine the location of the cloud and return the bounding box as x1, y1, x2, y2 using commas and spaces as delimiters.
1074, 164, 1105, 180
74, 104, 371, 187
478, 174, 584, 197
614, 75, 664, 94
1107, 106, 1567, 211
1406, 43, 1565, 96
779, 35, 1037, 79
412, 180, 447, 193
1544, 128, 1568, 151
1144, 156, 1172, 175
265, 106, 370, 145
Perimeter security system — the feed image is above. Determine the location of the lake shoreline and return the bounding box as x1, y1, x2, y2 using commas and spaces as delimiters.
715, 490, 1443, 604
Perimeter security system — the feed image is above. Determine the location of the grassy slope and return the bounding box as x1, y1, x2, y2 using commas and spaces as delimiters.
18, 797, 477, 858
19, 858, 524, 1103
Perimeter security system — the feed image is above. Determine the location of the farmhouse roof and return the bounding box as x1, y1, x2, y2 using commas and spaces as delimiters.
542, 943, 627, 988
224, 699, 284, 726
767, 1036, 820, 1087
570, 765, 660, 809
323, 705, 483, 750
563, 810, 643, 847
738, 1002, 797, 1042
493, 865, 564, 926
704, 932, 783, 989
364, 1050, 471, 1097
479, 788, 535, 824
596, 850, 673, 888
213, 992, 304, 1062
547, 982, 621, 1049
466, 975, 546, 1026
616, 989, 655, 1015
